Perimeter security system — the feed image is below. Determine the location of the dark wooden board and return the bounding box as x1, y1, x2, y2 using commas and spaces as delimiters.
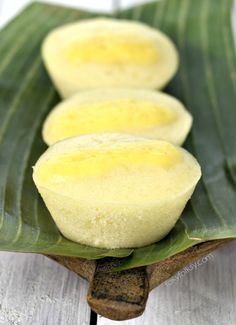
46, 238, 234, 320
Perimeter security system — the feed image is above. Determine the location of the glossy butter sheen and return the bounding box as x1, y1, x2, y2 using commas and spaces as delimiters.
36, 142, 181, 182
44, 99, 177, 145
43, 89, 192, 146
64, 32, 159, 64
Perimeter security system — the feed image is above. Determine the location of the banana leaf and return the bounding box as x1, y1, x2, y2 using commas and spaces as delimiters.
0, 0, 235, 270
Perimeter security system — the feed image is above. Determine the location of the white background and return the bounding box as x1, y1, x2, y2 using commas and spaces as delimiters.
0, 1, 236, 325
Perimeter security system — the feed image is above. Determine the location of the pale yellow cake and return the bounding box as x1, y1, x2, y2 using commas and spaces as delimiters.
43, 88, 192, 146
42, 18, 179, 98
33, 133, 201, 249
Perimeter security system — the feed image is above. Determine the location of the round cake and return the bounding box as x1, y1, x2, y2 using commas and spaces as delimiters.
43, 88, 192, 146
42, 18, 179, 98
33, 133, 201, 249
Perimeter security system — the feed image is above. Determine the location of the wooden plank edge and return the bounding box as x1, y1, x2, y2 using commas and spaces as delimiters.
45, 238, 235, 320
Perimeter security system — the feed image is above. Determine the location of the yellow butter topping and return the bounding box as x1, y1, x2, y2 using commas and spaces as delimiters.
63, 33, 159, 65
46, 99, 177, 144
37, 142, 182, 184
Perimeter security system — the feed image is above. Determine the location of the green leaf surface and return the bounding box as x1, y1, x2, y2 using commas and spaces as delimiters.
0, 0, 235, 269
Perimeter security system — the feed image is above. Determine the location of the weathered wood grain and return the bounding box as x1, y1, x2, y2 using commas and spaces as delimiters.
47, 239, 234, 320
1, 240, 236, 324
97, 240, 236, 325
0, 252, 91, 325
